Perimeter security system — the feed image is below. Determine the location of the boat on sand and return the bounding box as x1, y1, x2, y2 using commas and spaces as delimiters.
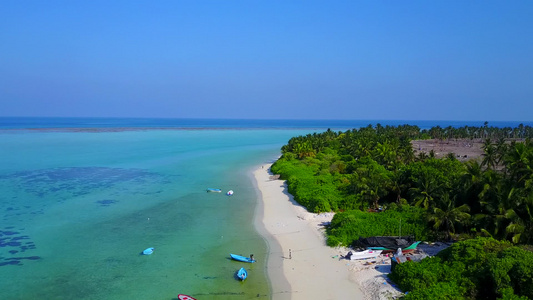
346, 249, 382, 260
357, 236, 421, 254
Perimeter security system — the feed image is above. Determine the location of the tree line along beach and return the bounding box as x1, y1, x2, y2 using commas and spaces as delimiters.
262, 123, 533, 299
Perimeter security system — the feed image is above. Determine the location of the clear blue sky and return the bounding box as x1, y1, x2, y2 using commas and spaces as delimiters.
1, 0, 532, 121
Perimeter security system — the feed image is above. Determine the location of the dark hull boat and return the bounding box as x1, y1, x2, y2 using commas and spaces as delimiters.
357, 236, 420, 254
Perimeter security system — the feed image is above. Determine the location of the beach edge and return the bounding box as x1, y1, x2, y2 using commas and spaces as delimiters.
252, 163, 364, 299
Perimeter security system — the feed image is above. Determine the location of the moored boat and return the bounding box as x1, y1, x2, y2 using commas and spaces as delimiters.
230, 253, 255, 263
142, 247, 154, 255
178, 294, 197, 300
206, 188, 222, 192
237, 267, 247, 281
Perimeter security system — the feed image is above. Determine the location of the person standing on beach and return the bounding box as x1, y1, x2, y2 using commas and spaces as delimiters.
289, 249, 292, 259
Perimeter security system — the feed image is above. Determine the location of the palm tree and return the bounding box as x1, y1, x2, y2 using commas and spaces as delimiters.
390, 171, 407, 203
428, 126, 444, 140
476, 164, 533, 244
409, 174, 442, 210
373, 142, 398, 170
460, 160, 484, 214
293, 142, 315, 159
352, 159, 392, 209
429, 193, 470, 240
398, 137, 415, 164
501, 181, 533, 244
518, 123, 525, 138
481, 138, 498, 170
503, 139, 533, 185
474, 169, 506, 237
495, 137, 508, 165
445, 126, 455, 140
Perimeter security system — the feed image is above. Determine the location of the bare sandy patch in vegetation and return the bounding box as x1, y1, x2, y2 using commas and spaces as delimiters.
412, 139, 484, 161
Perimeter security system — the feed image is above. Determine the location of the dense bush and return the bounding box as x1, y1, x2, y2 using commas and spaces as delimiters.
392, 257, 470, 299
272, 154, 345, 212
326, 205, 430, 247
275, 125, 533, 244
389, 238, 533, 299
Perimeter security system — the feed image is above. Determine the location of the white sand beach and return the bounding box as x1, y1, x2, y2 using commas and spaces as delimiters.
253, 163, 451, 300
253, 164, 367, 299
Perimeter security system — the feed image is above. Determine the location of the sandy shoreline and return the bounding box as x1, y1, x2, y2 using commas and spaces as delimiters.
252, 163, 452, 300
253, 163, 364, 299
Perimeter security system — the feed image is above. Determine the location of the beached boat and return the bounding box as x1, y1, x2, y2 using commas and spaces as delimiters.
142, 247, 154, 255
346, 249, 382, 260
230, 253, 255, 263
178, 294, 197, 300
357, 236, 421, 254
206, 188, 222, 193
237, 267, 247, 281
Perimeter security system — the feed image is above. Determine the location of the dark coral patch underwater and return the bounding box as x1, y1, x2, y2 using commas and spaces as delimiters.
96, 199, 118, 206
0, 228, 38, 267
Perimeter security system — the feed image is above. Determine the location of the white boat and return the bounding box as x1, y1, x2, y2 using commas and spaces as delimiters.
226, 190, 234, 196
347, 249, 382, 260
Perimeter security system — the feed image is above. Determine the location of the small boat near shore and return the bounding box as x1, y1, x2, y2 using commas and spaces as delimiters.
237, 267, 247, 281
142, 247, 154, 255
206, 188, 222, 193
230, 253, 255, 263
226, 190, 234, 196
346, 249, 382, 260
178, 294, 197, 300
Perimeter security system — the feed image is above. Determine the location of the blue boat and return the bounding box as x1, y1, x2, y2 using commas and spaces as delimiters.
206, 188, 222, 193
230, 253, 255, 263
142, 247, 154, 255
237, 267, 247, 281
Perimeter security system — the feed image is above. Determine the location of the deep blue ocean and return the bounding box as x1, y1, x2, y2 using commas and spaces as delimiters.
1, 117, 531, 130
0, 117, 530, 299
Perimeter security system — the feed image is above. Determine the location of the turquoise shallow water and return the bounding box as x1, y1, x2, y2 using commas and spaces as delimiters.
3, 118, 526, 299
0, 129, 314, 299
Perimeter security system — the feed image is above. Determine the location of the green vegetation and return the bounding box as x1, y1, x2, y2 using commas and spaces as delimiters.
272, 123, 533, 245
390, 237, 533, 299
271, 123, 533, 299
326, 204, 430, 247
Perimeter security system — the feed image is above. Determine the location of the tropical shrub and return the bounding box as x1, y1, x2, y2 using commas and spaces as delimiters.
390, 238, 533, 299
274, 124, 533, 246
326, 205, 430, 247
